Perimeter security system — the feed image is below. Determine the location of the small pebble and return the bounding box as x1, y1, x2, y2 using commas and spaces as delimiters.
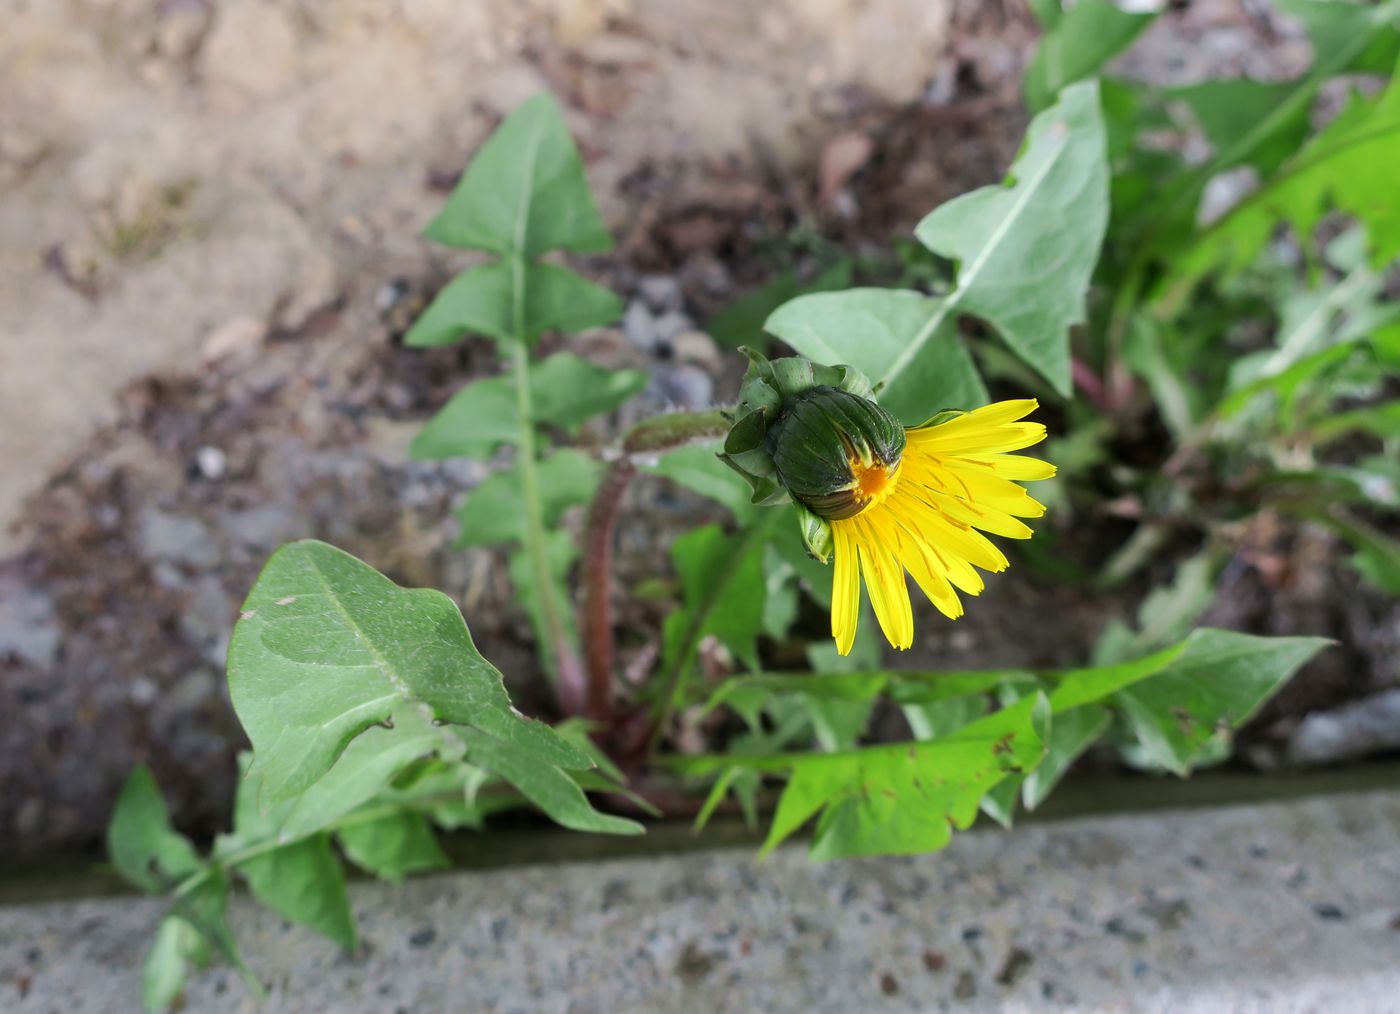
622, 300, 657, 351
653, 309, 693, 343
637, 273, 683, 311
195, 446, 226, 480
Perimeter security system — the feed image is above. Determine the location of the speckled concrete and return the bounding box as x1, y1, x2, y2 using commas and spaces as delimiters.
4, 790, 1400, 1013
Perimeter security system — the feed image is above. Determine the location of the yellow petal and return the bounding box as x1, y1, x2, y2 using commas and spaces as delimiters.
905, 457, 1047, 517
925, 490, 1035, 540
886, 515, 964, 619
907, 422, 1048, 455
855, 514, 914, 649
915, 398, 1039, 435
831, 521, 861, 656
967, 453, 1058, 482
930, 539, 985, 596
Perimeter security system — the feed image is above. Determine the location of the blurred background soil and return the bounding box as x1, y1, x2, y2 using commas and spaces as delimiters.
1, 0, 1395, 857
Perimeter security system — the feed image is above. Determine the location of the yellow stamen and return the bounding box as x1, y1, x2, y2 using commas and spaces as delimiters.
850, 458, 901, 510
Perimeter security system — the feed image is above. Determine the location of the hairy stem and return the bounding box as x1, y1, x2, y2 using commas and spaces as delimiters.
582, 458, 637, 721
622, 408, 731, 454
577, 408, 733, 725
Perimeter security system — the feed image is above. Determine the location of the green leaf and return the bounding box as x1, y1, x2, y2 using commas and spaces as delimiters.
761, 546, 800, 639
762, 695, 1049, 859
455, 448, 600, 547
708, 631, 1210, 725
171, 868, 252, 988
338, 813, 450, 882
1350, 533, 1400, 594
1022, 705, 1111, 810
901, 696, 988, 740
237, 835, 357, 950
764, 289, 988, 421
663, 523, 768, 675
1027, 0, 1062, 28
142, 916, 202, 1013
529, 353, 648, 430
1113, 629, 1331, 774
227, 540, 593, 804
1170, 79, 1309, 175
708, 259, 853, 348
1218, 252, 1388, 417
1276, 0, 1400, 76
1375, 319, 1400, 368
979, 775, 1022, 829
1324, 512, 1400, 594
1177, 63, 1400, 284
1024, 0, 1156, 112
805, 696, 876, 752
108, 766, 202, 893
693, 766, 742, 832
424, 93, 611, 256
404, 262, 621, 348
404, 263, 513, 346
278, 719, 448, 839
1124, 552, 1216, 656
913, 81, 1107, 396
461, 730, 643, 834
1313, 399, 1400, 443
410, 374, 518, 459
1047, 640, 1189, 712
453, 468, 521, 546
707, 669, 1022, 722
642, 442, 755, 519
769, 83, 1108, 413
413, 355, 644, 461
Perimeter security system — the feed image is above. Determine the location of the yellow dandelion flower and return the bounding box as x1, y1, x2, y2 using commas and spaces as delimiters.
826, 399, 1055, 655
718, 351, 1055, 657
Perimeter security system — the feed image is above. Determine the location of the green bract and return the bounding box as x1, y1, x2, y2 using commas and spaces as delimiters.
718, 347, 903, 558
768, 388, 905, 522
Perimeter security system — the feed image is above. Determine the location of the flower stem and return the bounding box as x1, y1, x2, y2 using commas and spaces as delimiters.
621, 408, 731, 454
582, 457, 636, 721
577, 408, 732, 725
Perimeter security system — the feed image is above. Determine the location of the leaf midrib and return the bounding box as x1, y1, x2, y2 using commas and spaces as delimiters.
299, 555, 459, 755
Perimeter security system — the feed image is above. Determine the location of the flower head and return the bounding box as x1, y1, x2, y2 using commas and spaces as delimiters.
720, 349, 1055, 655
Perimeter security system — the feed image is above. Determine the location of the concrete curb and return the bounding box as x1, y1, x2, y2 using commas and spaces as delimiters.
4, 789, 1399, 1012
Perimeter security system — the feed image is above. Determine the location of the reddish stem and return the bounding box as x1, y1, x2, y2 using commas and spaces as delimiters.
1071, 357, 1110, 412
582, 458, 636, 723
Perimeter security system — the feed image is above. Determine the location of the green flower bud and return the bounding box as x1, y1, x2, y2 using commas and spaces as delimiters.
796, 504, 833, 563
717, 348, 897, 522
766, 386, 905, 521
